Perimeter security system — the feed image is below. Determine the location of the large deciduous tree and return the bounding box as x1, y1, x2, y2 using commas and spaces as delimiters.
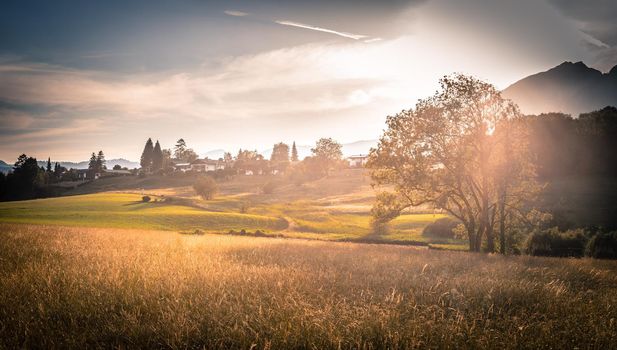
311, 138, 343, 176
367, 74, 540, 253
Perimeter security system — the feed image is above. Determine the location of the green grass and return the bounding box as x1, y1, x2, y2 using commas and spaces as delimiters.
1, 224, 616, 348
0, 170, 468, 248
0, 193, 287, 232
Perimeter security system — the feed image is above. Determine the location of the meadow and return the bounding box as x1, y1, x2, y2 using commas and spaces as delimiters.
0, 223, 615, 349
0, 169, 466, 248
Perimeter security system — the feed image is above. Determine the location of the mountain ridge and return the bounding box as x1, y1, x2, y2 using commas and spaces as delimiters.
503, 61, 617, 116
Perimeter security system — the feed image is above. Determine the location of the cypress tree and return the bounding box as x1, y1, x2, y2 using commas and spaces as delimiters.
152, 140, 163, 172
140, 138, 154, 172
291, 141, 299, 162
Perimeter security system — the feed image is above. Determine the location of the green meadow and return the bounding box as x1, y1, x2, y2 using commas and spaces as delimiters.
0, 170, 466, 248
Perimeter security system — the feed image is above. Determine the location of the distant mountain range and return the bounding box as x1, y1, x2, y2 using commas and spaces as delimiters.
35, 158, 140, 170
503, 61, 617, 116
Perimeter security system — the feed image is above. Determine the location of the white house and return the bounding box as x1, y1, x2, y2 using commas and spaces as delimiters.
347, 154, 369, 168
188, 159, 225, 173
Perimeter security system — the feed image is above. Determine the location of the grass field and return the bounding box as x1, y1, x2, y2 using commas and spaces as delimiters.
0, 170, 467, 248
1, 223, 615, 348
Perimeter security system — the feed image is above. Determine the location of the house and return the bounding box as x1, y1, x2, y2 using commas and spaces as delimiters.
173, 163, 192, 172
347, 154, 369, 168
75, 169, 100, 180
184, 159, 226, 173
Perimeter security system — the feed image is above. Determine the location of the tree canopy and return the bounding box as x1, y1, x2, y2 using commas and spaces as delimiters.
368, 74, 540, 253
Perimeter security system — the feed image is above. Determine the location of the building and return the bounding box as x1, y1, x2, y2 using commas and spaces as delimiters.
173, 163, 192, 172
174, 159, 226, 173
347, 154, 369, 168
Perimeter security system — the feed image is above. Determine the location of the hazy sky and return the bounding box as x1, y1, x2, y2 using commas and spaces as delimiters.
1, 0, 616, 161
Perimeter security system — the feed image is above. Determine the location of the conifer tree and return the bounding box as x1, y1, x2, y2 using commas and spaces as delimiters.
140, 138, 154, 172
96, 150, 106, 172
152, 140, 163, 171
291, 141, 299, 162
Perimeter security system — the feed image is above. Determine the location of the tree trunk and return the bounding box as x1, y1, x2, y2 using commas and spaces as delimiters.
498, 190, 506, 254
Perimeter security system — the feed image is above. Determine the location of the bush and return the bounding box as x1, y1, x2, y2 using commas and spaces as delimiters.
262, 180, 279, 194
142, 196, 151, 202
586, 231, 617, 259
525, 228, 587, 257
422, 217, 459, 239
193, 176, 218, 200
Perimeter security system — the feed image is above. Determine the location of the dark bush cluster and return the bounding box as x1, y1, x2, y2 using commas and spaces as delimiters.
526, 227, 617, 259
142, 195, 151, 202
585, 231, 617, 259
525, 228, 587, 257
422, 217, 459, 239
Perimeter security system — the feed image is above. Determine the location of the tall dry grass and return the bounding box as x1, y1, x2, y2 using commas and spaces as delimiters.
0, 223, 616, 349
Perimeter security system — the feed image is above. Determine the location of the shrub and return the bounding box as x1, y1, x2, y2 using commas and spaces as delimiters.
586, 231, 617, 259
262, 181, 279, 194
142, 195, 151, 202
193, 176, 218, 200
422, 217, 459, 239
525, 228, 587, 257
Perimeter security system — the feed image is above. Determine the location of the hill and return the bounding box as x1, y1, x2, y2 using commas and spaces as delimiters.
503, 61, 617, 115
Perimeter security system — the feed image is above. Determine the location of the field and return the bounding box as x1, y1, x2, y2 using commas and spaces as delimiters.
1, 223, 615, 348
0, 170, 466, 248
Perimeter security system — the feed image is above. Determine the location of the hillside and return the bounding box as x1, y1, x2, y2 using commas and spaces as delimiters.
503, 61, 617, 115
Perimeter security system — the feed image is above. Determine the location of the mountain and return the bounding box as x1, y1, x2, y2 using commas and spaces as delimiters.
503, 61, 617, 116
202, 149, 226, 160
0, 160, 11, 174
35, 158, 139, 170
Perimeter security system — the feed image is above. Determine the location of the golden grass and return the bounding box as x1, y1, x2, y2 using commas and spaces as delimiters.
1, 223, 616, 349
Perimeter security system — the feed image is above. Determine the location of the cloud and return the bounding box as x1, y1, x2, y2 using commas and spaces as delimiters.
224, 10, 249, 17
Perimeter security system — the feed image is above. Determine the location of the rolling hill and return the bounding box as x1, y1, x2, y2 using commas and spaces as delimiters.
503, 61, 617, 116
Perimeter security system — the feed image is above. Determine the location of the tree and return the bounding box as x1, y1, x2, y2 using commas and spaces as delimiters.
113, 164, 122, 170
96, 150, 106, 172
140, 138, 154, 172
161, 149, 173, 171
270, 142, 290, 173
174, 138, 198, 163
152, 140, 163, 172
310, 138, 343, 176
291, 141, 299, 162
88, 152, 98, 178
235, 149, 266, 174
46, 157, 52, 173
367, 74, 540, 253
174, 138, 187, 160
5, 154, 44, 199
193, 176, 218, 200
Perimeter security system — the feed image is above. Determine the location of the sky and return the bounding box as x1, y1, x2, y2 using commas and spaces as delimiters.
1, 0, 616, 162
